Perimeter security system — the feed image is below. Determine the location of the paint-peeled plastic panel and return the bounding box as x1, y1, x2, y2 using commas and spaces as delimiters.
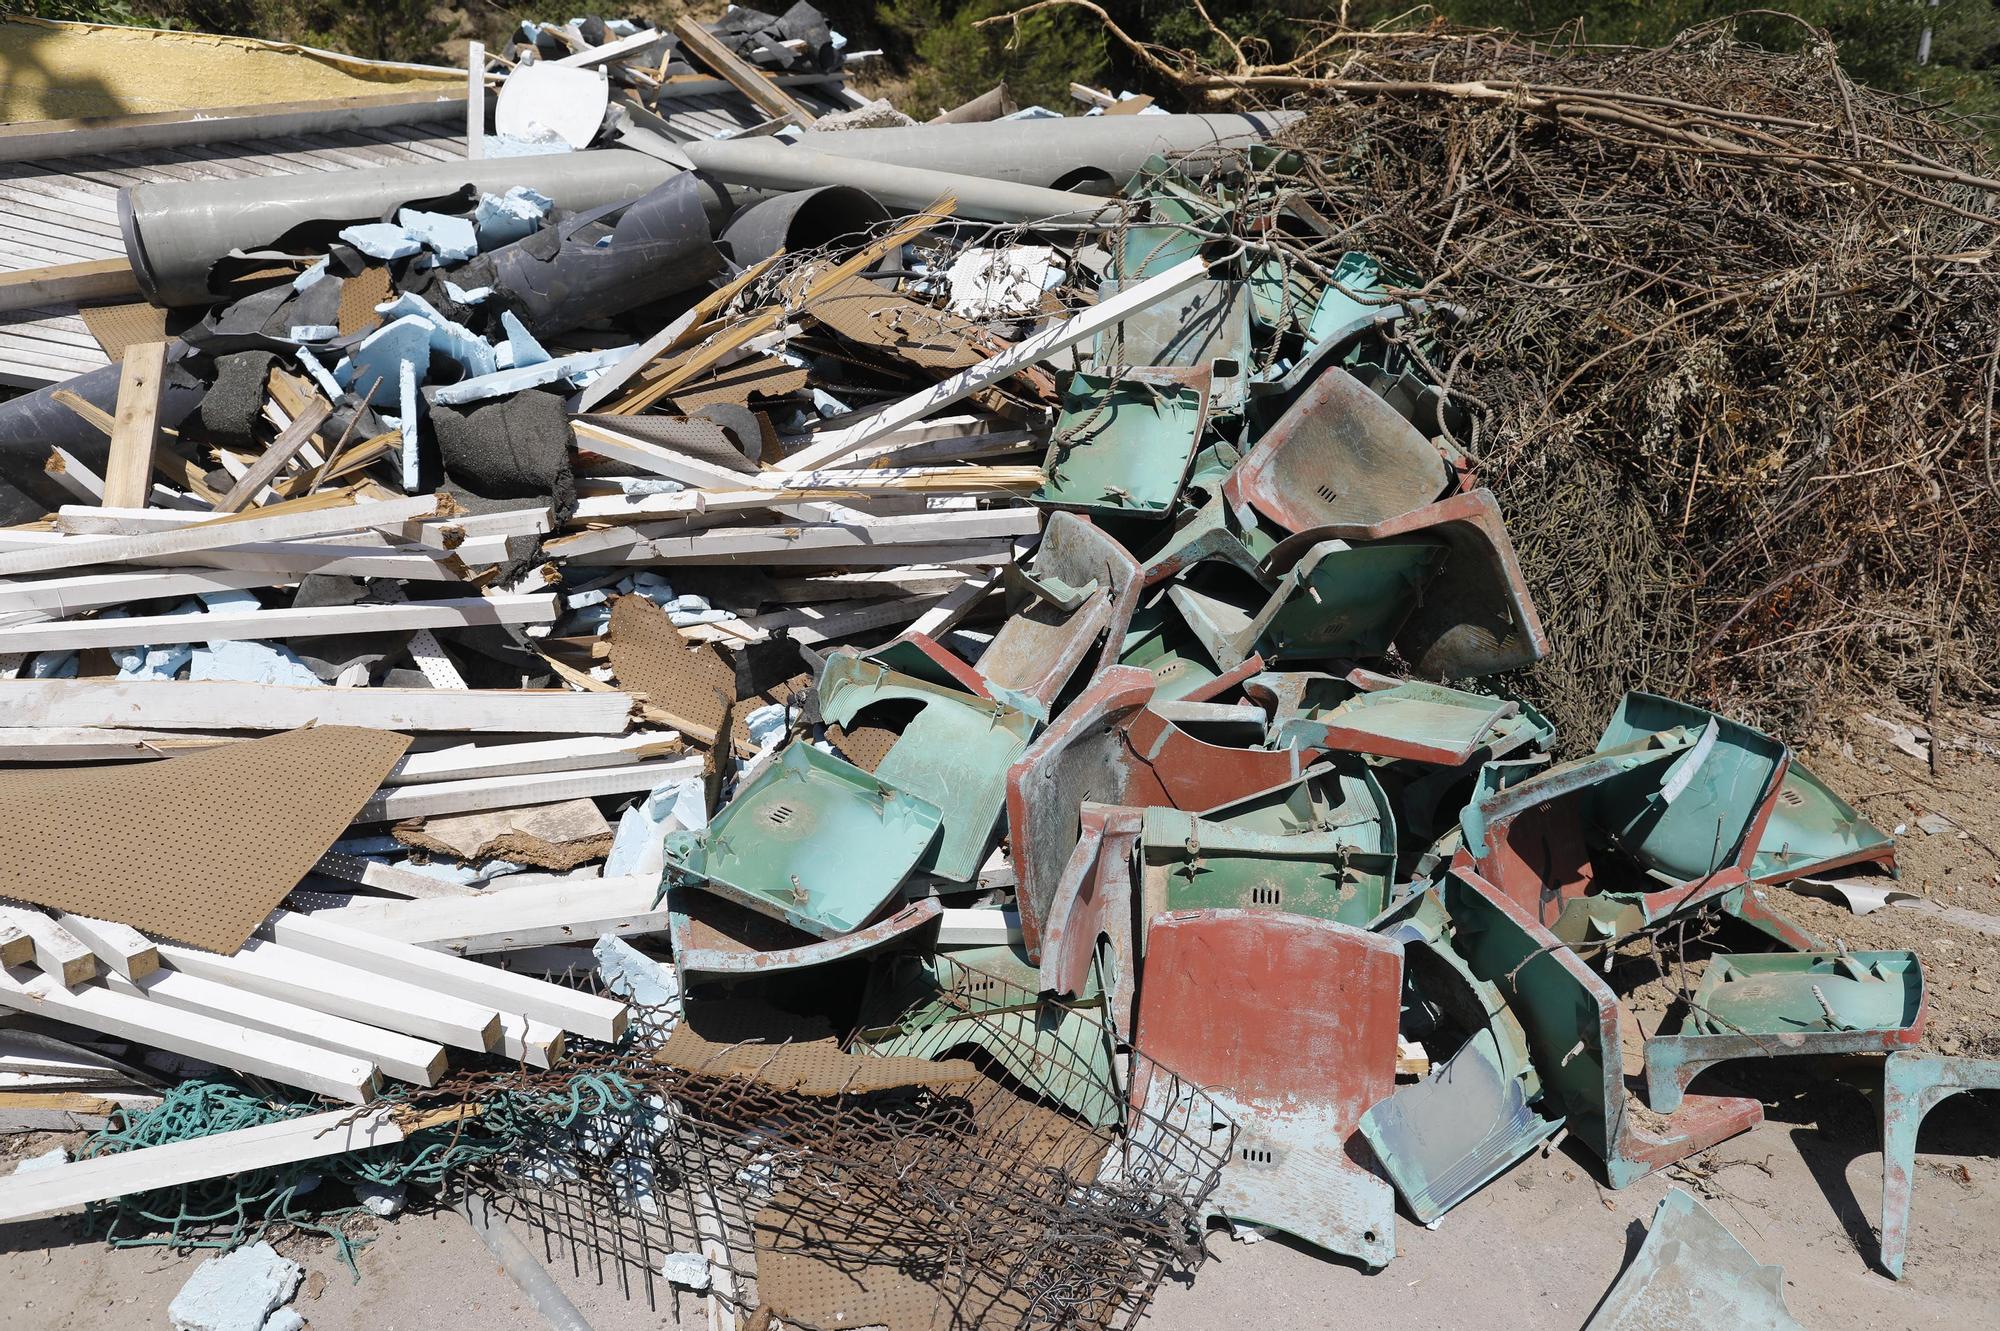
816, 653, 1036, 882
1093, 280, 1254, 415
977, 512, 1140, 721
1584, 1190, 1803, 1330
1034, 367, 1210, 519
1271, 680, 1520, 765
1137, 807, 1392, 930
1752, 758, 1896, 884
1223, 366, 1449, 533
1256, 540, 1446, 663
1201, 759, 1397, 855
1644, 950, 1925, 1113
1591, 693, 1788, 886
663, 742, 942, 939
1134, 909, 1401, 1266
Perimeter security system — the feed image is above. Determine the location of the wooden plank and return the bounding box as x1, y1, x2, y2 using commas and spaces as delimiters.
466, 42, 486, 160
498, 1013, 564, 1069
329, 875, 663, 952
215, 398, 332, 512
0, 91, 463, 164
102, 341, 168, 508
0, 259, 141, 314
779, 256, 1210, 473
937, 906, 1022, 947
357, 756, 702, 822
0, 568, 296, 618
0, 492, 443, 577
266, 911, 628, 1042
0, 928, 31, 971
555, 27, 660, 67
0, 967, 378, 1105
155, 939, 503, 1053
309, 852, 478, 901
0, 679, 634, 734
385, 734, 680, 785
670, 17, 816, 126
0, 909, 95, 987
104, 968, 446, 1086
54, 915, 159, 981
0, 1103, 405, 1222
43, 447, 104, 503
0, 592, 557, 653
551, 507, 1038, 565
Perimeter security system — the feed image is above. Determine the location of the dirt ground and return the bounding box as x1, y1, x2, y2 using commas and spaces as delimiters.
1, 705, 1997, 1331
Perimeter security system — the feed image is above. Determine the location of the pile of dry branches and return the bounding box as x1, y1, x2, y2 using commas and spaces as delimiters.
998, 9, 2000, 739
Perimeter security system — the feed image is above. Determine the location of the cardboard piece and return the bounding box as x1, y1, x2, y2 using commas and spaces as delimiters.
0, 726, 408, 953
393, 796, 613, 871
605, 594, 736, 745
78, 302, 171, 362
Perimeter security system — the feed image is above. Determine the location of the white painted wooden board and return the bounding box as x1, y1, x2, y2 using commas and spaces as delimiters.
0, 966, 378, 1104
0, 593, 557, 652
0, 908, 95, 986
325, 875, 666, 954
357, 757, 702, 821
264, 911, 628, 1042
0, 680, 634, 733
103, 968, 447, 1087
0, 1104, 404, 1222
154, 939, 502, 1053
54, 914, 158, 980
0, 494, 442, 577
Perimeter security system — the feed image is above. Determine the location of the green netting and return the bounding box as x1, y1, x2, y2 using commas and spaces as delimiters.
80, 1071, 641, 1277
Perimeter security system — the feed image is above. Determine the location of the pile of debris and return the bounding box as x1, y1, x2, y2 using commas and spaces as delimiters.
0, 12, 1983, 1331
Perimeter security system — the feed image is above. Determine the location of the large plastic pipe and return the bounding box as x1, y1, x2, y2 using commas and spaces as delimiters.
683, 139, 1119, 226
792, 111, 1301, 192
119, 150, 686, 308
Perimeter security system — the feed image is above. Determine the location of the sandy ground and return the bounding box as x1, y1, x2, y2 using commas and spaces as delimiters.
2, 704, 1997, 1330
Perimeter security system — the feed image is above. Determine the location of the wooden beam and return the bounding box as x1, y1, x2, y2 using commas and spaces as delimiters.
937, 906, 1022, 947
266, 911, 628, 1042
779, 256, 1210, 473
103, 968, 446, 1087
0, 679, 634, 734
0, 259, 141, 314
357, 756, 702, 822
550, 507, 1039, 565
0, 909, 95, 987
0, 91, 463, 165
309, 852, 478, 901
385, 734, 680, 785
0, 1103, 406, 1222
0, 966, 378, 1105
102, 342, 168, 509
670, 18, 816, 125
465, 42, 486, 160
0, 493, 444, 577
328, 875, 664, 954
0, 928, 31, 971
155, 939, 503, 1054
0, 568, 297, 618
215, 398, 332, 513
0, 592, 557, 653
54, 915, 158, 981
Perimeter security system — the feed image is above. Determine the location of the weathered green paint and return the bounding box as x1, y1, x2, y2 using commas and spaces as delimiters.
816, 652, 1036, 882
1752, 758, 1896, 884
1137, 806, 1394, 931
1034, 368, 1210, 519
662, 742, 941, 939
1645, 949, 1925, 1112
1584, 1190, 1803, 1329
1257, 539, 1446, 663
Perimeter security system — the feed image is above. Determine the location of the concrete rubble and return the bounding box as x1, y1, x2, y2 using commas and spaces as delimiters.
0, 11, 1984, 1331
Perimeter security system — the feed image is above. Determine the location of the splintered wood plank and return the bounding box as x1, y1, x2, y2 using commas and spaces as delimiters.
102, 341, 168, 508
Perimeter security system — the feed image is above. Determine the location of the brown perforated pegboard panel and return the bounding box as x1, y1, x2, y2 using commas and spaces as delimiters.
825, 721, 897, 773
0, 725, 408, 953
337, 266, 393, 339
656, 1019, 978, 1097
669, 356, 808, 413
79, 302, 170, 361
606, 595, 736, 742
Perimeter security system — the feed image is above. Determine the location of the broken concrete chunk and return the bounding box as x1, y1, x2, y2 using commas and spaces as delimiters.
168, 1241, 303, 1331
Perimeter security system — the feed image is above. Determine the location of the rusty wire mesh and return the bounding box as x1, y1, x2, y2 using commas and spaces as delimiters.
431, 958, 1230, 1331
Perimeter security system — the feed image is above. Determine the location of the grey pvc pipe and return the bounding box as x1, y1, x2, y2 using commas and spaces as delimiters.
463, 1194, 598, 1331
721, 185, 891, 266
119, 150, 687, 308
682, 138, 1121, 227
791, 111, 1301, 192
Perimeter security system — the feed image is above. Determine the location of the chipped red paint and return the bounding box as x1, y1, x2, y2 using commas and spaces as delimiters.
1038, 802, 1142, 1042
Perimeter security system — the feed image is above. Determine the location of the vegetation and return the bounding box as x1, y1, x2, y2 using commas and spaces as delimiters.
13, 2, 1998, 130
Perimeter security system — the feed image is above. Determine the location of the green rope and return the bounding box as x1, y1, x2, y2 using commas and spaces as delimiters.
81, 1070, 642, 1278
